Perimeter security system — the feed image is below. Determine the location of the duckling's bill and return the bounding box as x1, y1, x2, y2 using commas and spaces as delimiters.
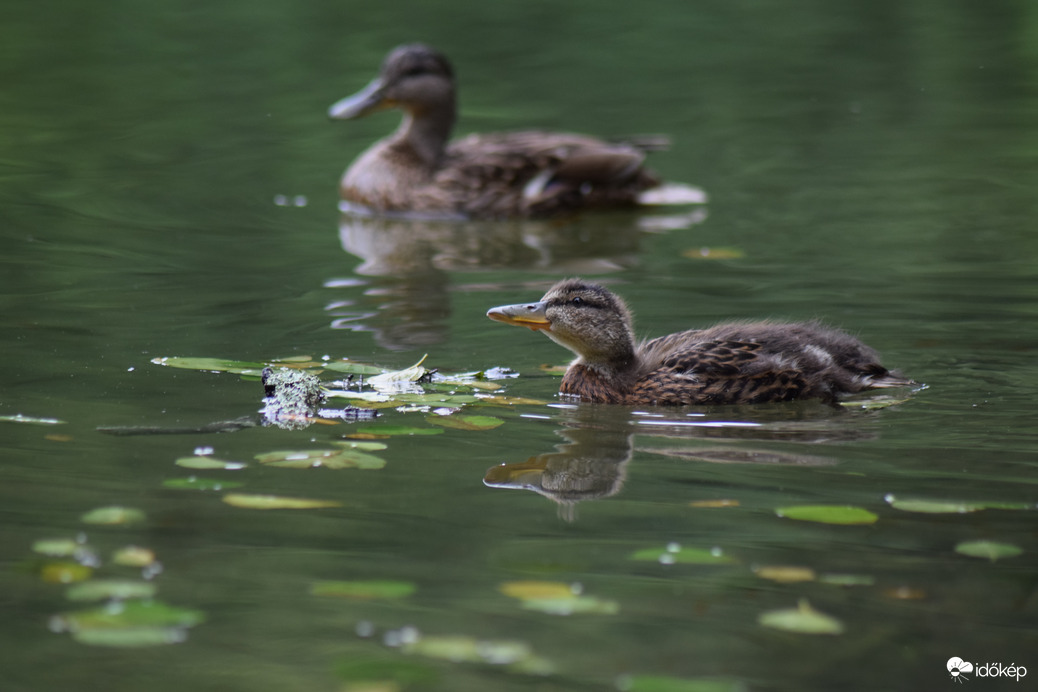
486, 302, 552, 332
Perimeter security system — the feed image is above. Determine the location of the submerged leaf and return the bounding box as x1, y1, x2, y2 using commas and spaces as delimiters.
954, 540, 1023, 561
81, 506, 146, 526
427, 414, 504, 431
758, 599, 844, 635
71, 626, 190, 647
775, 505, 877, 525
499, 581, 575, 600
32, 538, 82, 558
629, 545, 737, 565
222, 493, 341, 510
818, 573, 875, 587
53, 600, 205, 634
311, 580, 416, 600
682, 246, 745, 260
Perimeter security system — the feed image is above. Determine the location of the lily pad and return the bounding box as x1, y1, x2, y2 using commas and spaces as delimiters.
81, 506, 146, 526
162, 477, 244, 491
255, 449, 385, 470
40, 562, 93, 583
66, 580, 158, 602
954, 540, 1023, 561
311, 580, 416, 600
499, 581, 618, 615
222, 493, 342, 510
775, 505, 878, 525
32, 538, 82, 558
150, 356, 266, 375
0, 414, 66, 425
332, 440, 388, 451
753, 566, 816, 583
818, 573, 875, 587
757, 599, 844, 635
71, 626, 191, 647
885, 495, 1032, 514
395, 393, 479, 405
112, 546, 156, 567
174, 456, 246, 470
322, 360, 384, 376
618, 675, 747, 692
499, 581, 576, 600
52, 597, 204, 634
629, 545, 737, 565
354, 425, 443, 437
427, 414, 504, 431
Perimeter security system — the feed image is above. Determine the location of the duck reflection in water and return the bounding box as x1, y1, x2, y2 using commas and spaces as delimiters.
332, 210, 705, 351
483, 402, 904, 521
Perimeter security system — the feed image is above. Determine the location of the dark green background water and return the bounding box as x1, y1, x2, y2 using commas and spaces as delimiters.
3, 2, 1037, 690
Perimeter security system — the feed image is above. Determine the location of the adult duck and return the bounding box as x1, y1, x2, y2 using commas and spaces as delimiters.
487, 279, 915, 405
329, 44, 702, 219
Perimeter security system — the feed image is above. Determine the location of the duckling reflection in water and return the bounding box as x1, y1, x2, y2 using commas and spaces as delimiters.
487, 279, 915, 406
329, 44, 704, 218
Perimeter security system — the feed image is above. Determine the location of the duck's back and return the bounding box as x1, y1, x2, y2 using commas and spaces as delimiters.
627, 321, 911, 406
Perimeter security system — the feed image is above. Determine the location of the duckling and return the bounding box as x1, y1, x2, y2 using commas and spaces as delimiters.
486, 279, 914, 405
329, 44, 701, 219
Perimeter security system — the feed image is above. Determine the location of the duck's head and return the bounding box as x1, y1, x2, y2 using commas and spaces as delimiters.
329, 43, 456, 121
487, 279, 636, 367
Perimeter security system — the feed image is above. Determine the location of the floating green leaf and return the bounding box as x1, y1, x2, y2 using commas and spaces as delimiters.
322, 360, 384, 376
66, 580, 158, 602
0, 414, 66, 425
255, 448, 385, 470
72, 626, 190, 647
499, 580, 618, 615
162, 477, 244, 491
150, 356, 266, 375
886, 495, 1032, 514
619, 674, 748, 692
775, 505, 877, 525
81, 506, 146, 526
955, 540, 1023, 561
818, 573, 876, 587
354, 425, 443, 437
40, 562, 93, 583
112, 546, 156, 567
174, 456, 246, 470
758, 599, 844, 635
396, 393, 479, 405
222, 493, 341, 510
427, 414, 504, 431
629, 545, 737, 565
32, 538, 82, 557
311, 580, 416, 600
53, 600, 205, 647
403, 635, 535, 666
332, 440, 388, 451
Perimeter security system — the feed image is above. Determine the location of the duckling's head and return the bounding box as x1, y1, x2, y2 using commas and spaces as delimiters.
487, 279, 636, 368
329, 44, 455, 121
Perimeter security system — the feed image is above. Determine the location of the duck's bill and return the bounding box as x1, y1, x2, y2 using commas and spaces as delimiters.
328, 78, 390, 120
486, 301, 551, 332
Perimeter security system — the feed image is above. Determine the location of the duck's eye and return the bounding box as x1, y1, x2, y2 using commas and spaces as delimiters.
571, 297, 583, 306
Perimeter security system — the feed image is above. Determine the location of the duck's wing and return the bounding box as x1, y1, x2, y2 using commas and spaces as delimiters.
442, 132, 660, 217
